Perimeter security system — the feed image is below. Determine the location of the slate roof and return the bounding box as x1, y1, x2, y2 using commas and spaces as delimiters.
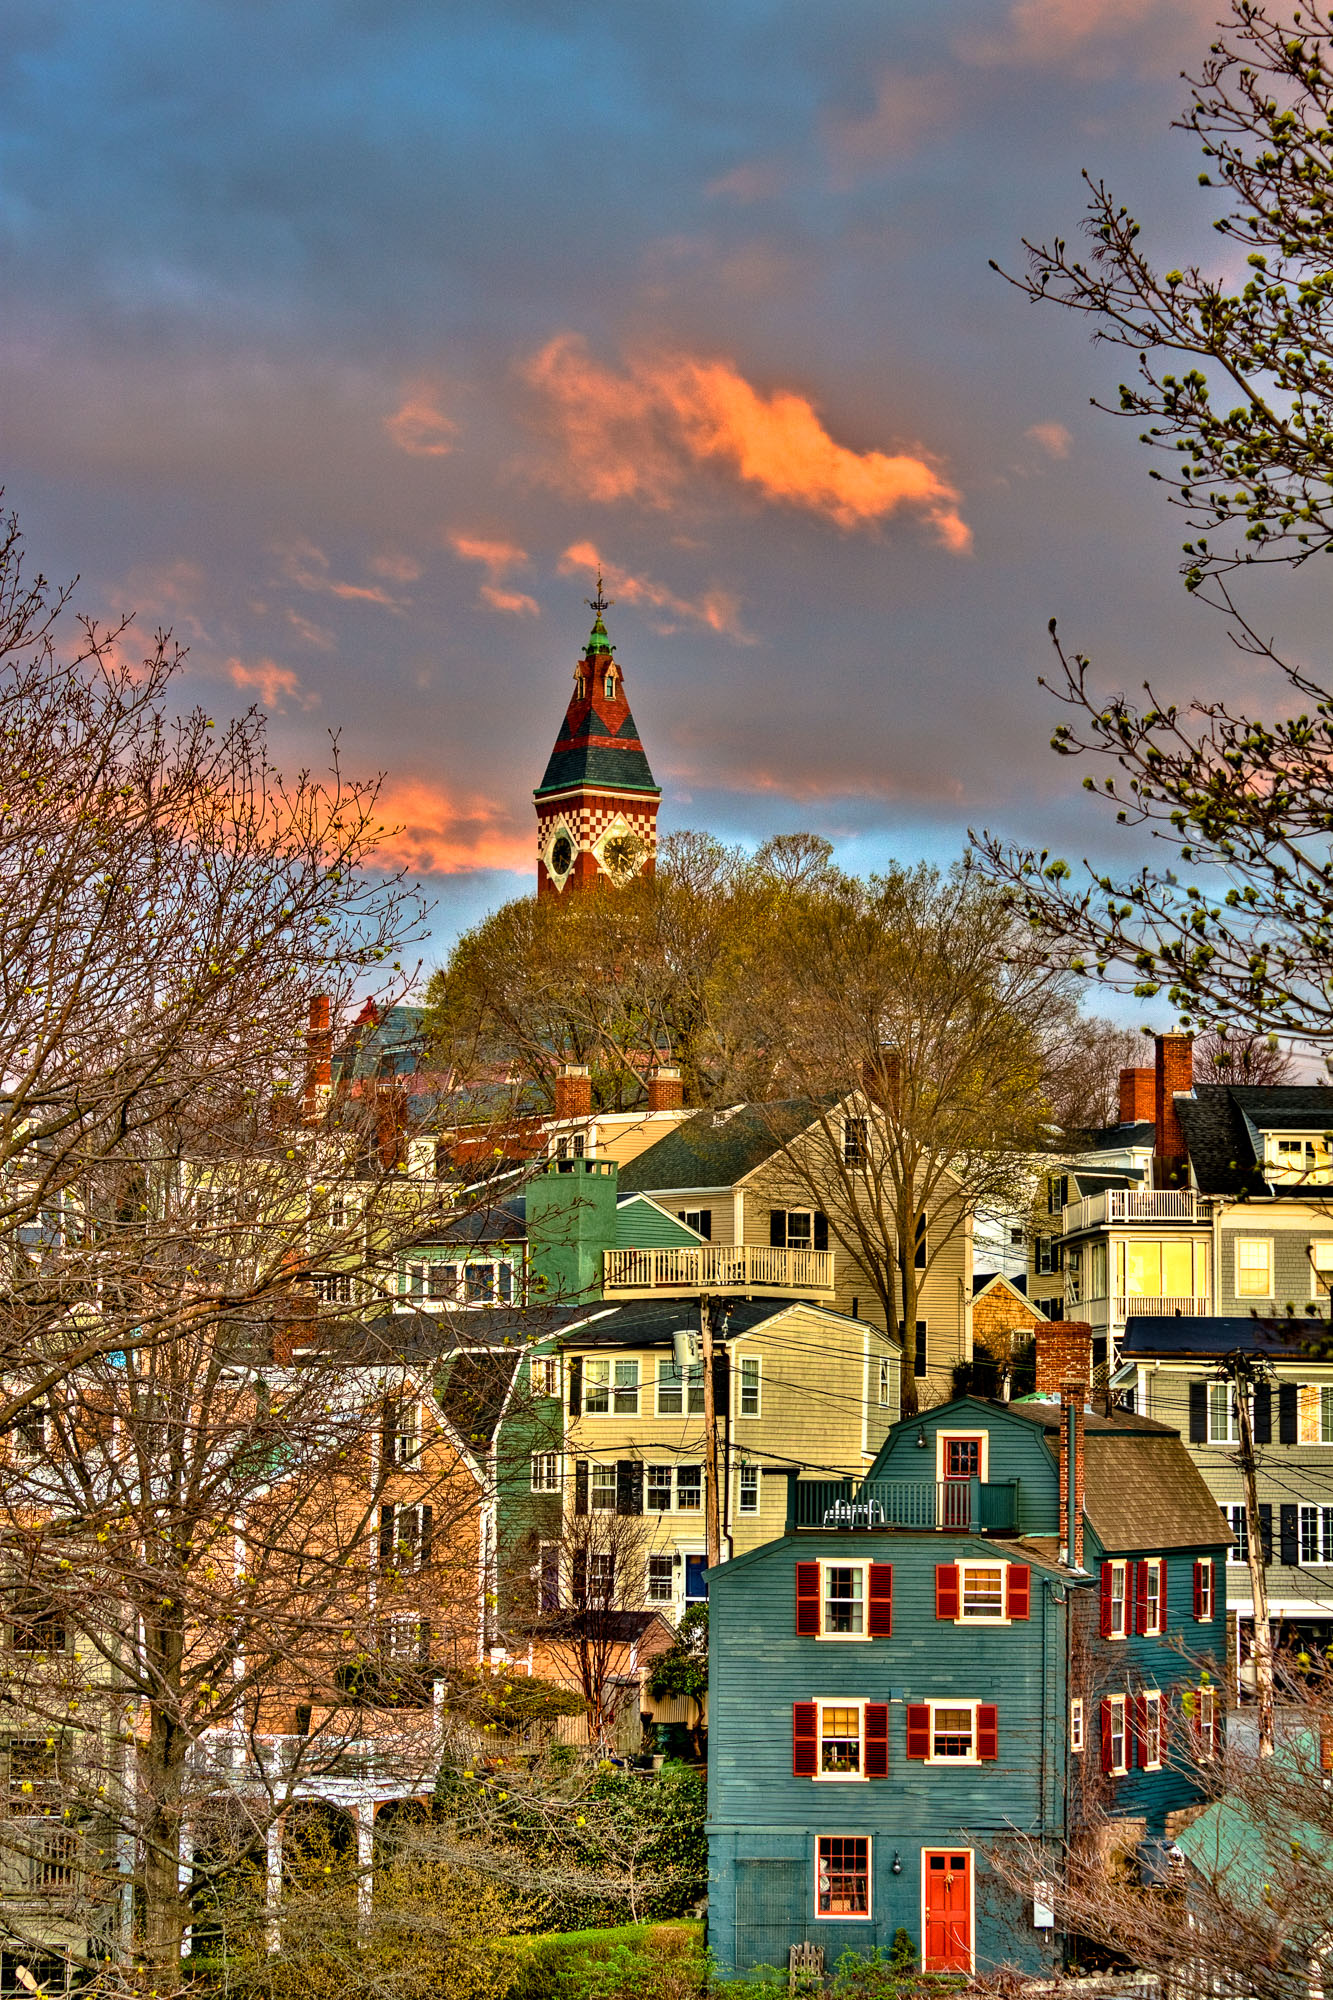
1002, 1395, 1230, 1551
1122, 1314, 1327, 1359
1177, 1083, 1333, 1195
556, 1295, 818, 1350
534, 613, 661, 799
617, 1099, 822, 1193
1080, 1121, 1156, 1153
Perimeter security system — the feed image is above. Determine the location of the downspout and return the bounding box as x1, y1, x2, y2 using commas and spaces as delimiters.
1065, 1397, 1078, 1575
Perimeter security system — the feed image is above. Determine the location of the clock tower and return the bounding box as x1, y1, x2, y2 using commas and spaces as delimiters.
534, 583, 661, 899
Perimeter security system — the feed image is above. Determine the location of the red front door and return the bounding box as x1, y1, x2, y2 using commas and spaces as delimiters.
923, 1850, 971, 1972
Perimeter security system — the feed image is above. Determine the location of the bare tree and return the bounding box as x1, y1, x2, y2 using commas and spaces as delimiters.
516, 1507, 655, 1751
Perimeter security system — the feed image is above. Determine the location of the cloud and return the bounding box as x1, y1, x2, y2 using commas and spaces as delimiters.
704, 160, 787, 202
523, 335, 971, 549
371, 550, 422, 582
276, 537, 405, 610
384, 384, 457, 457
224, 658, 318, 712
958, 0, 1213, 69
827, 70, 946, 171
284, 609, 337, 650
368, 776, 531, 877
558, 540, 753, 644
448, 531, 540, 617
1026, 421, 1072, 459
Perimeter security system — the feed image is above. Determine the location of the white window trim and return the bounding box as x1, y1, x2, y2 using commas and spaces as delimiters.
815, 1834, 873, 1922
1141, 1689, 1163, 1771
1107, 1693, 1129, 1775
1311, 1244, 1333, 1302
813, 1698, 869, 1783
1108, 1559, 1128, 1640
925, 1700, 984, 1766
645, 1552, 675, 1604
955, 1559, 1011, 1627
736, 1353, 762, 1420
1234, 1236, 1274, 1300
1207, 1383, 1239, 1447
1225, 1504, 1250, 1565
585, 1357, 641, 1417
1299, 1503, 1333, 1564
817, 1558, 872, 1643
1197, 1558, 1214, 1618
530, 1355, 560, 1399
1142, 1557, 1164, 1637
530, 1451, 560, 1494
737, 1464, 760, 1515
588, 1464, 618, 1512
783, 1208, 816, 1251
1318, 1382, 1333, 1444
645, 1462, 676, 1513
655, 1357, 704, 1419
935, 1430, 989, 1486
1070, 1697, 1084, 1753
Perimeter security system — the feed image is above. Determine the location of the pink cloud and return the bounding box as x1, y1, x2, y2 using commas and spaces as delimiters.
224, 658, 318, 713
384, 385, 457, 457
523, 335, 970, 549
1026, 421, 1072, 459
368, 776, 531, 877
448, 531, 540, 617
958, 0, 1214, 70
558, 540, 753, 644
827, 70, 946, 169
371, 550, 423, 582
276, 537, 405, 612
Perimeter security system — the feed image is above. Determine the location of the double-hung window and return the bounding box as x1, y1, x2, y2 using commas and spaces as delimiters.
1141, 1558, 1163, 1636
1225, 1503, 1250, 1564
1235, 1238, 1274, 1299
1207, 1384, 1238, 1445
656, 1360, 704, 1416
586, 1359, 640, 1416
1320, 1384, 1333, 1442
646, 1464, 674, 1512
818, 1703, 863, 1778
1103, 1560, 1128, 1638
675, 1465, 703, 1512
589, 1464, 617, 1512
738, 1465, 759, 1514
1069, 1698, 1084, 1753
904, 1700, 999, 1764
738, 1357, 761, 1417
816, 1836, 870, 1918
843, 1118, 868, 1165
1196, 1686, 1220, 1758
823, 1563, 865, 1637
646, 1554, 674, 1603
959, 1563, 1005, 1621
530, 1357, 559, 1398
785, 1211, 814, 1251
1104, 1695, 1128, 1774
530, 1452, 559, 1493
1141, 1690, 1163, 1770
1300, 1505, 1333, 1563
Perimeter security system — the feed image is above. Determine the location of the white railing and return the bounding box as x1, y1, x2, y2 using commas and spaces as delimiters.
1113, 1294, 1211, 1323
602, 1245, 835, 1294
1063, 1188, 1212, 1232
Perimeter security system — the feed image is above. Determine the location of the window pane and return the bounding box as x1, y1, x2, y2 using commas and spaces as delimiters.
824, 1565, 864, 1635
676, 1466, 702, 1511
1321, 1386, 1333, 1444
647, 1555, 674, 1602
961, 1566, 1004, 1618
590, 1465, 617, 1511
646, 1465, 673, 1512
739, 1466, 759, 1514
786, 1212, 812, 1250
740, 1358, 760, 1415
613, 1360, 639, 1414
932, 1707, 974, 1758
817, 1836, 869, 1916
657, 1362, 683, 1414
585, 1361, 610, 1413
1124, 1241, 1162, 1295
1237, 1240, 1272, 1295
820, 1706, 861, 1774
1162, 1240, 1194, 1294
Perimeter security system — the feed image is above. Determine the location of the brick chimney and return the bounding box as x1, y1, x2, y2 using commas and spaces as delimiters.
1034, 1320, 1092, 1399
1058, 1382, 1086, 1570
1153, 1033, 1193, 1189
862, 1045, 901, 1111
646, 1064, 682, 1113
1119, 1066, 1155, 1125
553, 1063, 592, 1122
303, 995, 332, 1123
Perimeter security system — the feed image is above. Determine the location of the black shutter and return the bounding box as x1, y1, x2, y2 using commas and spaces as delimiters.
814, 1212, 829, 1252
378, 1503, 395, 1569
616, 1459, 643, 1515
1259, 1503, 1274, 1564
698, 1209, 712, 1242
419, 1505, 434, 1568
1281, 1504, 1299, 1567
914, 1215, 926, 1268
1279, 1382, 1299, 1444
914, 1320, 928, 1379
574, 1459, 589, 1516
713, 1348, 730, 1418
1188, 1381, 1207, 1444
770, 1210, 787, 1248
1253, 1385, 1272, 1445
568, 1357, 583, 1416
399, 1506, 418, 1566
382, 1398, 398, 1466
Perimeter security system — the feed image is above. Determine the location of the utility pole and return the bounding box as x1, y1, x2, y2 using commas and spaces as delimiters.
701, 1296, 722, 1570
1233, 1357, 1275, 1757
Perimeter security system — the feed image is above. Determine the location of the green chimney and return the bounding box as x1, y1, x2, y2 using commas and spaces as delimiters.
527, 1157, 619, 1305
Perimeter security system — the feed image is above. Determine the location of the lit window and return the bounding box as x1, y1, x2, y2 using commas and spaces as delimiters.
1208, 1383, 1238, 1445
1070, 1698, 1084, 1753
530, 1452, 559, 1493
646, 1554, 674, 1603
932, 1706, 975, 1760
646, 1464, 673, 1512
959, 1564, 1005, 1621
816, 1836, 870, 1918
1236, 1238, 1274, 1298
589, 1464, 617, 1512
738, 1465, 759, 1515
819, 1704, 862, 1777
739, 1357, 761, 1417
823, 1565, 865, 1637
675, 1465, 703, 1512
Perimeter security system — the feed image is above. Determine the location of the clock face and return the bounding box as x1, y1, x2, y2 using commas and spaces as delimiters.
550, 833, 573, 876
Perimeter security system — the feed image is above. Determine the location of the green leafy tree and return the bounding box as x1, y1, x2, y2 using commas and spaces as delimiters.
646, 1607, 708, 1757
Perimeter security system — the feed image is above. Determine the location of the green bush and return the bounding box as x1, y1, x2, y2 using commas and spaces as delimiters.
501, 1918, 704, 2000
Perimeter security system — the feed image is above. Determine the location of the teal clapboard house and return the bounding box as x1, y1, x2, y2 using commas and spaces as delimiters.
706, 1384, 1231, 1980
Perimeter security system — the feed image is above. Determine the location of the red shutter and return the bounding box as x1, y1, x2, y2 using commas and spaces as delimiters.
1100, 1699, 1113, 1773
868, 1563, 893, 1638
1193, 1560, 1203, 1619
793, 1702, 818, 1776
906, 1703, 930, 1759
1099, 1562, 1113, 1638
1158, 1558, 1167, 1627
865, 1702, 889, 1778
795, 1562, 820, 1637
1134, 1561, 1148, 1636
1006, 1565, 1030, 1620
935, 1564, 959, 1620
976, 1703, 998, 1761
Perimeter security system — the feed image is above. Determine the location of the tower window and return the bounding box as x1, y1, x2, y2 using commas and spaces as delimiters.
574, 673, 586, 698
604, 669, 618, 699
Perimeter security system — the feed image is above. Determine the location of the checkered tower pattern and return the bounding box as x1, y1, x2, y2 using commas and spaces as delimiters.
534, 597, 661, 900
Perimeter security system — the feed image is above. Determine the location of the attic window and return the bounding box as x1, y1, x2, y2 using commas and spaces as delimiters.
574, 673, 586, 698
604, 669, 618, 699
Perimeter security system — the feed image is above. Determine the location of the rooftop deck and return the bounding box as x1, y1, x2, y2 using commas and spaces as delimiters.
789, 1475, 1020, 1535
603, 1244, 835, 1297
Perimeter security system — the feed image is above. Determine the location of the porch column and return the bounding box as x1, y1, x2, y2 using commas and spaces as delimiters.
355, 1806, 374, 1923
178, 1822, 194, 1958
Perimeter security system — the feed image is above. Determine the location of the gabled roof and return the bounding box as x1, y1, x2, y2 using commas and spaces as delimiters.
1080, 1120, 1156, 1153
972, 1272, 1045, 1316
1121, 1313, 1327, 1359
617, 1099, 822, 1194
1002, 1397, 1230, 1552
534, 611, 661, 800
556, 1295, 818, 1350
1178, 1083, 1333, 1195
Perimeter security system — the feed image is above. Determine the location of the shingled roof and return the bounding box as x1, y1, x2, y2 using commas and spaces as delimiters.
534, 611, 661, 799
617, 1099, 822, 1193
1121, 1313, 1326, 1359
1177, 1083, 1333, 1195
1003, 1398, 1230, 1552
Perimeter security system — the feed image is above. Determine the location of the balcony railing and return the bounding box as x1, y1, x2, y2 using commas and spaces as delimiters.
791, 1476, 1019, 1535
1063, 1188, 1213, 1233
602, 1244, 835, 1296
1113, 1294, 1212, 1324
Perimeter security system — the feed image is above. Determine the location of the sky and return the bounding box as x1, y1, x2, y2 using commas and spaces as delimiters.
2, 0, 1318, 985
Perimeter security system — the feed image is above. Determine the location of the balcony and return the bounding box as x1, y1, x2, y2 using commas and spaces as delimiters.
602, 1244, 835, 1297
1062, 1188, 1214, 1234
790, 1476, 1020, 1535
1112, 1293, 1212, 1324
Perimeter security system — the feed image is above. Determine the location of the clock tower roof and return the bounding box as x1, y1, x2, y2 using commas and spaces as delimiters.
533, 587, 661, 802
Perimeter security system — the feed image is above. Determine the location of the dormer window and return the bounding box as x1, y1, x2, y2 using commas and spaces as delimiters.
574, 673, 586, 698
1266, 1132, 1332, 1180
604, 669, 618, 700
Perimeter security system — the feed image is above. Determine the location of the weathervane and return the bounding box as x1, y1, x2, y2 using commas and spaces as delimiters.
587, 570, 613, 620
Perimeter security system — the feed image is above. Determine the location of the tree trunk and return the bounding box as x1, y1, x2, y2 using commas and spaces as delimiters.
138, 1609, 190, 1982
